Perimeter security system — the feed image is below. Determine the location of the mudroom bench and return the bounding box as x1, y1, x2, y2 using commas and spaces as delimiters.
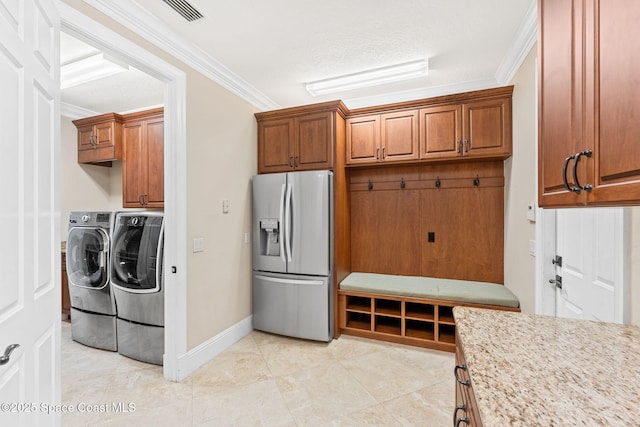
337, 272, 520, 352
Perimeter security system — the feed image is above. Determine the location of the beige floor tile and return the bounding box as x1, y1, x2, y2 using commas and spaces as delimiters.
275, 362, 378, 425
192, 379, 295, 426
192, 348, 272, 396
339, 347, 449, 403
62, 322, 457, 427
382, 379, 455, 427
329, 404, 402, 426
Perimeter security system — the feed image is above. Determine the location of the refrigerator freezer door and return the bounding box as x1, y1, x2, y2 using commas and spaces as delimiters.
286, 170, 332, 276
253, 173, 287, 273
253, 272, 332, 342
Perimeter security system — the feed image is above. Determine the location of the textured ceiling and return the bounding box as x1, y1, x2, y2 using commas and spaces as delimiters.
62, 0, 535, 115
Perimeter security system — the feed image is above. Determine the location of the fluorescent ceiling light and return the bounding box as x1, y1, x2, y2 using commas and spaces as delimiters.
305, 59, 429, 96
61, 53, 130, 89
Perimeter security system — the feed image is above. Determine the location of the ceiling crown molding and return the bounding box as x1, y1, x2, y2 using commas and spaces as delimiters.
60, 102, 101, 119
83, 0, 281, 111
494, 0, 537, 85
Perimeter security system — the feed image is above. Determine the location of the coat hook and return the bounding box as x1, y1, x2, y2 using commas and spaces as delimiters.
435, 176, 441, 188
474, 175, 480, 187
368, 179, 373, 191
400, 178, 406, 189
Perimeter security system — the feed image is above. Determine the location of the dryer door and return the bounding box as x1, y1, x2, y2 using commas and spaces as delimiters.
111, 215, 163, 293
66, 227, 109, 289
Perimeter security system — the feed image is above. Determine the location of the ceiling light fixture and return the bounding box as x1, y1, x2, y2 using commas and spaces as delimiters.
61, 53, 130, 89
305, 59, 429, 96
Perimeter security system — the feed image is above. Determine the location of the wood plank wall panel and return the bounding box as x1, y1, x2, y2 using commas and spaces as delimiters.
349, 161, 504, 284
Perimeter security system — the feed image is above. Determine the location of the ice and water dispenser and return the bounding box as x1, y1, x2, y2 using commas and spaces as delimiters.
259, 218, 280, 256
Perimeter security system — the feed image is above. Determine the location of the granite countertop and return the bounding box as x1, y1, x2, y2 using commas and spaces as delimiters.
453, 306, 640, 426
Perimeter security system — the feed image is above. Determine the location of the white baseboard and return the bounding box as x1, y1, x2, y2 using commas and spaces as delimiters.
174, 315, 253, 381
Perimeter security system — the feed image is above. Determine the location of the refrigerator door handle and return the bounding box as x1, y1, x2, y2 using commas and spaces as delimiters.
284, 183, 293, 262
279, 183, 286, 262
255, 274, 325, 286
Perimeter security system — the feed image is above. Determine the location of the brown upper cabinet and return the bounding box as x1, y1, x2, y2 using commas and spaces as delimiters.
73, 112, 124, 166
344, 87, 512, 167
538, 0, 640, 207
122, 108, 164, 208
256, 101, 348, 174
420, 97, 512, 161
346, 110, 419, 165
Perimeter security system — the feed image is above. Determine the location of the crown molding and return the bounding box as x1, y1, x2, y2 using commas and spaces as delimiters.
60, 101, 101, 119
343, 78, 500, 110
82, 0, 281, 111
494, 0, 537, 85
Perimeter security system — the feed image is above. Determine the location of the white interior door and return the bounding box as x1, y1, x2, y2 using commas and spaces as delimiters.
0, 0, 61, 425
554, 208, 627, 323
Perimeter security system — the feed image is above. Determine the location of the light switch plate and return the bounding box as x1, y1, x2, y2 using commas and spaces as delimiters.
222, 199, 229, 214
193, 237, 204, 253
529, 239, 536, 256
527, 203, 536, 222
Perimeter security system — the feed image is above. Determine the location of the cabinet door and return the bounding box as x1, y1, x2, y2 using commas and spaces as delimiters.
380, 110, 419, 162
462, 97, 511, 159
144, 116, 164, 207
346, 115, 380, 165
419, 105, 462, 160
588, 1, 640, 204
122, 120, 147, 207
421, 187, 503, 284
538, 0, 586, 207
350, 189, 421, 275
295, 112, 334, 171
258, 118, 295, 173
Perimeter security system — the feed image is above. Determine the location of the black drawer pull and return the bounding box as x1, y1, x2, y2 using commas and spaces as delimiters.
453, 404, 469, 427
562, 154, 575, 192
454, 364, 471, 387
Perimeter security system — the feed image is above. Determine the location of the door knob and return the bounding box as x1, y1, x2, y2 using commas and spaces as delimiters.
0, 344, 20, 366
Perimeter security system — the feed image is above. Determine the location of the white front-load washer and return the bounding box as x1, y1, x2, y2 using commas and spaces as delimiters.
66, 211, 117, 351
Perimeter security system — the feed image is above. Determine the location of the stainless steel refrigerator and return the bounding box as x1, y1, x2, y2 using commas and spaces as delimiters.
252, 170, 333, 342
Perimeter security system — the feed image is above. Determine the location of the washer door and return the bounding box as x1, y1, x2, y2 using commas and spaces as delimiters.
66, 227, 109, 289
111, 215, 163, 293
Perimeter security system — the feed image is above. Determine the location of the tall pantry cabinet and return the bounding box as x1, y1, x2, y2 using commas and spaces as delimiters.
538, 0, 640, 207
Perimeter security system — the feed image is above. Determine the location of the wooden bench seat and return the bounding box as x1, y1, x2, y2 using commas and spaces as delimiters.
338, 272, 520, 352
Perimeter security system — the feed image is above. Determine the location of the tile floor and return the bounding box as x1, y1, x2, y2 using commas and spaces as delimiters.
62, 321, 454, 426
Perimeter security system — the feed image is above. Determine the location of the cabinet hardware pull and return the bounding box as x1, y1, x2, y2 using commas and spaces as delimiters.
368, 179, 373, 191
453, 405, 469, 427
400, 178, 406, 189
376, 147, 380, 160
473, 175, 480, 187
454, 365, 471, 387
463, 139, 469, 153
562, 154, 575, 192
456, 140, 462, 154
0, 344, 19, 366
572, 149, 593, 193
294, 156, 299, 167
90, 134, 97, 148
382, 146, 386, 159
289, 156, 294, 168
435, 176, 441, 188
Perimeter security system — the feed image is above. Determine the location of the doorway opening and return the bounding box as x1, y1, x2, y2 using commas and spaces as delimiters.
59, 2, 187, 381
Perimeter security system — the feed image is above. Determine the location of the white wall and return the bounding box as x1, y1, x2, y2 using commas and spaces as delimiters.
504, 47, 537, 313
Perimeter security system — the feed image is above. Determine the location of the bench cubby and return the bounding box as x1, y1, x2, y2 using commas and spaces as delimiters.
338, 273, 521, 351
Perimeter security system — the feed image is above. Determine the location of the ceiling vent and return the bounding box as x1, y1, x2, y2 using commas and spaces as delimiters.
161, 0, 204, 22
